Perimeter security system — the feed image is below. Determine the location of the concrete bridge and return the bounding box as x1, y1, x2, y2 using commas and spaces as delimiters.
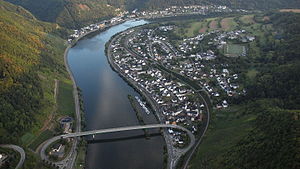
40, 124, 195, 168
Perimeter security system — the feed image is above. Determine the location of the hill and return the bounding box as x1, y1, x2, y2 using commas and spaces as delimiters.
0, 1, 75, 168
180, 12, 300, 169
0, 0, 69, 146
125, 0, 300, 10
4, 0, 122, 28
5, 0, 300, 28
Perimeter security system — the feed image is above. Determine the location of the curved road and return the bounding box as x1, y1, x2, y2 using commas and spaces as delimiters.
123, 28, 212, 169
40, 124, 195, 168
0, 144, 25, 169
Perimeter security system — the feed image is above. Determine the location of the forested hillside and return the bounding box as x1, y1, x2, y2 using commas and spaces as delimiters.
5, 0, 300, 28
226, 13, 300, 168
243, 12, 300, 109
0, 0, 69, 144
4, 0, 121, 28
189, 12, 300, 169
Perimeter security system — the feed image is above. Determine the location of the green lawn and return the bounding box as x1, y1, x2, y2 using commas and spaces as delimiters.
220, 17, 238, 31
57, 81, 75, 117
21, 132, 36, 146
174, 20, 208, 38
239, 15, 255, 25
75, 141, 87, 169
189, 107, 256, 168
28, 130, 54, 151
187, 22, 203, 37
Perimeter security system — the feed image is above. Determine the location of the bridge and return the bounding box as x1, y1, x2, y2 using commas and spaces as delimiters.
40, 124, 195, 168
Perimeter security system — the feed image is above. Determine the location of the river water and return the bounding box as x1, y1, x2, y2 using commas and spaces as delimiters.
67, 20, 165, 169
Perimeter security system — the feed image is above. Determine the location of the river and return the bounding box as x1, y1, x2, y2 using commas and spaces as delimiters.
67, 20, 165, 169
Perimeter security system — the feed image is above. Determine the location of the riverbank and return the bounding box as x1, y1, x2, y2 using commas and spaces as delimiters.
59, 40, 81, 169
60, 20, 131, 168
127, 95, 151, 138
70, 20, 128, 47
105, 30, 176, 169
105, 23, 215, 169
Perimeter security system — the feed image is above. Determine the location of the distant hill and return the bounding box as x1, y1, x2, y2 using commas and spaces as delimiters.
125, 0, 300, 10
5, 0, 300, 28
4, 0, 121, 28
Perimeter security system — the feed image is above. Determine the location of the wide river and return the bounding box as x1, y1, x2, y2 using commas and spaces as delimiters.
67, 20, 165, 169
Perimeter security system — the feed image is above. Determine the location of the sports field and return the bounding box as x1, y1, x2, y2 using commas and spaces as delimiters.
224, 44, 246, 57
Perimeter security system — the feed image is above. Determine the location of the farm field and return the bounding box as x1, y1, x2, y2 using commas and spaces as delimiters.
280, 9, 300, 13
173, 15, 253, 38
28, 129, 54, 151
239, 15, 256, 24
57, 81, 75, 117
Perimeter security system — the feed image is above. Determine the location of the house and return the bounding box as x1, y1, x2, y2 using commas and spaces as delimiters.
0, 154, 8, 167
50, 144, 65, 158
222, 100, 229, 108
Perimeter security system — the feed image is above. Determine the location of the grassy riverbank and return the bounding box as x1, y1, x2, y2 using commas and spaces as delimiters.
74, 87, 87, 169
128, 95, 146, 125
127, 95, 150, 137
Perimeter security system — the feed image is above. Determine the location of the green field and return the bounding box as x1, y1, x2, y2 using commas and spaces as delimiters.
239, 15, 255, 24
57, 81, 75, 117
173, 16, 249, 39
75, 141, 87, 169
174, 18, 222, 38
224, 44, 246, 57
21, 132, 36, 145
189, 107, 256, 168
28, 130, 54, 151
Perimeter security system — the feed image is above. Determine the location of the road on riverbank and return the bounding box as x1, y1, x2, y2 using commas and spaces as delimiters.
108, 27, 212, 169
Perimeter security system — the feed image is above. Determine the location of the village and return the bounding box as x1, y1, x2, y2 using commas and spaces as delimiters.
125, 25, 252, 105
110, 30, 206, 146
108, 22, 256, 146
130, 5, 232, 19
67, 5, 236, 44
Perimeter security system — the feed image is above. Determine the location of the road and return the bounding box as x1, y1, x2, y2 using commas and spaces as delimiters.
118, 29, 212, 169
151, 32, 210, 169
0, 144, 25, 169
150, 28, 212, 169
119, 31, 179, 169
148, 31, 212, 169
58, 43, 82, 169
182, 91, 210, 169
40, 124, 195, 167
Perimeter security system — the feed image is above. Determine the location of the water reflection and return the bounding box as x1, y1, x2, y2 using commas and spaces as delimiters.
67, 20, 165, 169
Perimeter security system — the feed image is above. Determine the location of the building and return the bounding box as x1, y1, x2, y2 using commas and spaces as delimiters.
0, 154, 8, 167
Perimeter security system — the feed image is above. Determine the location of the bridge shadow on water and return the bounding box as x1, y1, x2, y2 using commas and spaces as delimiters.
86, 133, 162, 144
